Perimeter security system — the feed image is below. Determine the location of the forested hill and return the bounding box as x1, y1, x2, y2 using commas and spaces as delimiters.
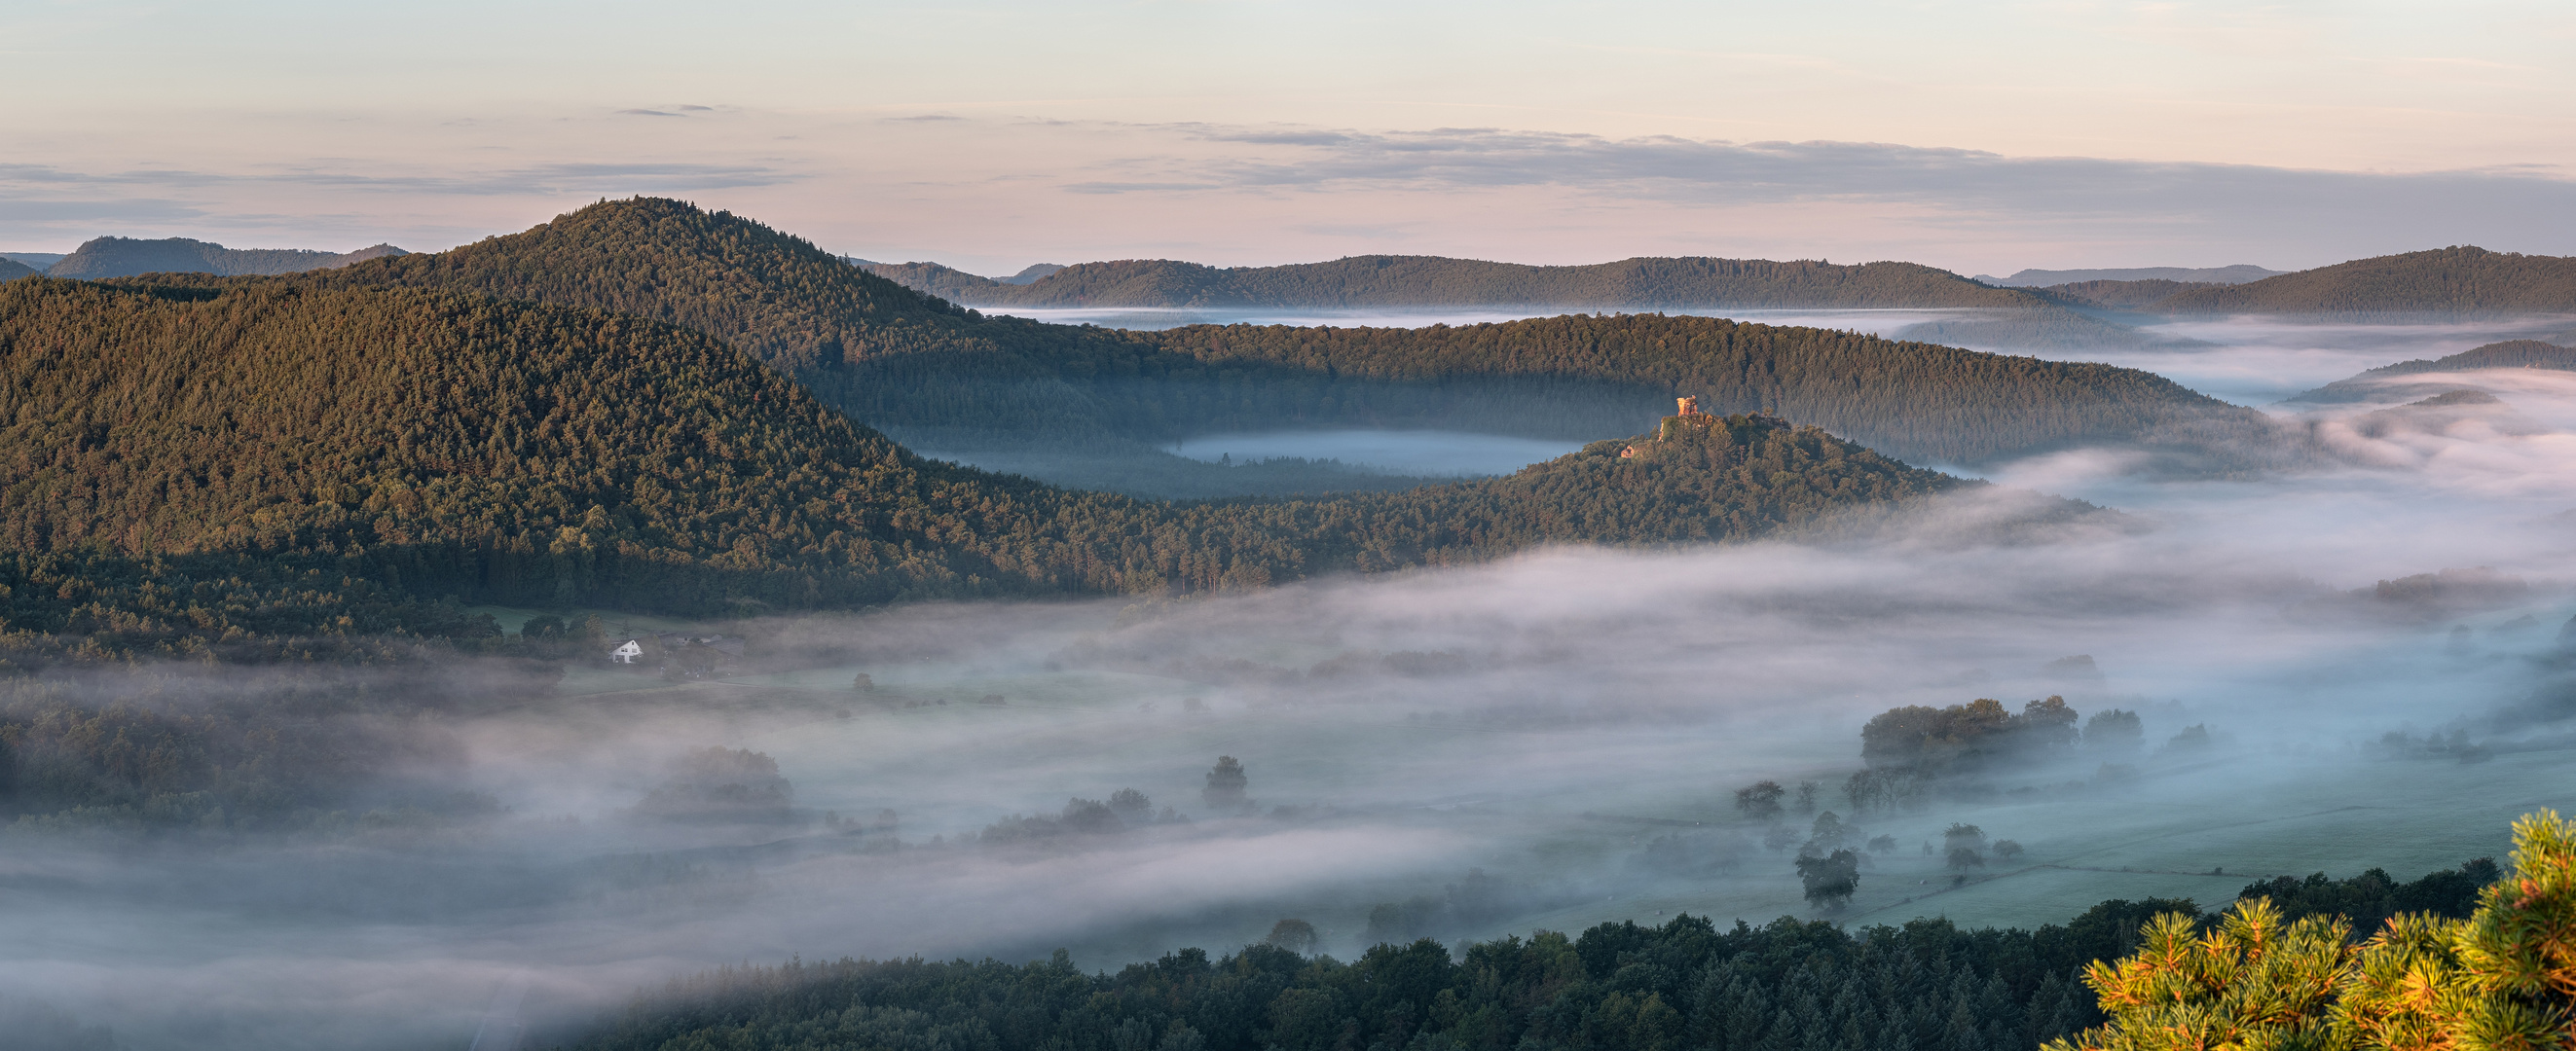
1133, 315, 2282, 471
0, 275, 1996, 647
0, 257, 35, 282
2149, 246, 2576, 314
852, 259, 1013, 303
861, 254, 2047, 309
2285, 340, 2576, 404
313, 199, 2284, 469
46, 236, 407, 279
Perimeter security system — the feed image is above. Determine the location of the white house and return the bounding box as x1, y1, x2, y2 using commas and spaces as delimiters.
609, 639, 644, 664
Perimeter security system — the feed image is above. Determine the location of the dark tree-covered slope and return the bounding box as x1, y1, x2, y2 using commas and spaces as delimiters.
874, 254, 2049, 309
0, 258, 36, 282
2285, 340, 2576, 404
562, 916, 2120, 1051
0, 277, 1130, 628
313, 199, 2280, 468
2036, 279, 2219, 310
2151, 246, 2576, 315
0, 276, 1999, 645
849, 258, 1011, 303
46, 236, 406, 279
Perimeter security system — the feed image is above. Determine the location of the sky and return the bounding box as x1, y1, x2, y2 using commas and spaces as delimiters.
5, 0, 2574, 275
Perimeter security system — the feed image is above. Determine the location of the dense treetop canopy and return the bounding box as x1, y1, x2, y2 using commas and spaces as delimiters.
558, 854, 2506, 1051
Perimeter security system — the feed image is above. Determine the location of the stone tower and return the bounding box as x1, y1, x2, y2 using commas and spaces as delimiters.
1676, 395, 1700, 417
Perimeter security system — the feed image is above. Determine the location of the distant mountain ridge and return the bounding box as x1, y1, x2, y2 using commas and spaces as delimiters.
865, 246, 2576, 318
858, 254, 2049, 309
2151, 247, 2576, 315
1978, 265, 2284, 286
0, 258, 36, 283
850, 253, 2209, 354
2285, 340, 2576, 404
45, 236, 408, 279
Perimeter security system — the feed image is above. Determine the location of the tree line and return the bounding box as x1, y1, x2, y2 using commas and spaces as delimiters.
552, 855, 2506, 1051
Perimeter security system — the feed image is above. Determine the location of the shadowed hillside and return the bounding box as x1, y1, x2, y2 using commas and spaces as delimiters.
2036, 278, 2219, 310
2151, 247, 2576, 315
311, 199, 2289, 472
0, 258, 36, 282
2286, 340, 2576, 404
47, 236, 407, 279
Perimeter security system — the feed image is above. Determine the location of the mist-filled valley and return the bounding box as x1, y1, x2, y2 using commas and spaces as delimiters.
7, 200, 2576, 1051
9, 296, 2576, 1049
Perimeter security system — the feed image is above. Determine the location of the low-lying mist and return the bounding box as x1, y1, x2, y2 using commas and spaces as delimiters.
9, 317, 2576, 1051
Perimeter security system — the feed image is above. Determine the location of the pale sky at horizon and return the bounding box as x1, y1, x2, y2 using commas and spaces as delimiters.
5, 0, 2572, 276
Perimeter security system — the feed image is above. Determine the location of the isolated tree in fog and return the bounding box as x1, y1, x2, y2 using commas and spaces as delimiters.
1265, 919, 1319, 956
2163, 724, 2212, 753
1735, 780, 1785, 820
1202, 756, 1248, 812
637, 746, 794, 823
2021, 695, 2080, 750
1842, 769, 1881, 815
1995, 839, 2025, 862
1802, 811, 1848, 856
1108, 788, 1153, 825
1763, 823, 1803, 853
1945, 823, 1988, 871
1061, 798, 1123, 834
1794, 780, 1820, 815
1797, 850, 1861, 911
2084, 709, 2143, 756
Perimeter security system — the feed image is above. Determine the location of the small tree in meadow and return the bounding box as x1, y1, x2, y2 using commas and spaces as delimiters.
1797, 850, 1861, 912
